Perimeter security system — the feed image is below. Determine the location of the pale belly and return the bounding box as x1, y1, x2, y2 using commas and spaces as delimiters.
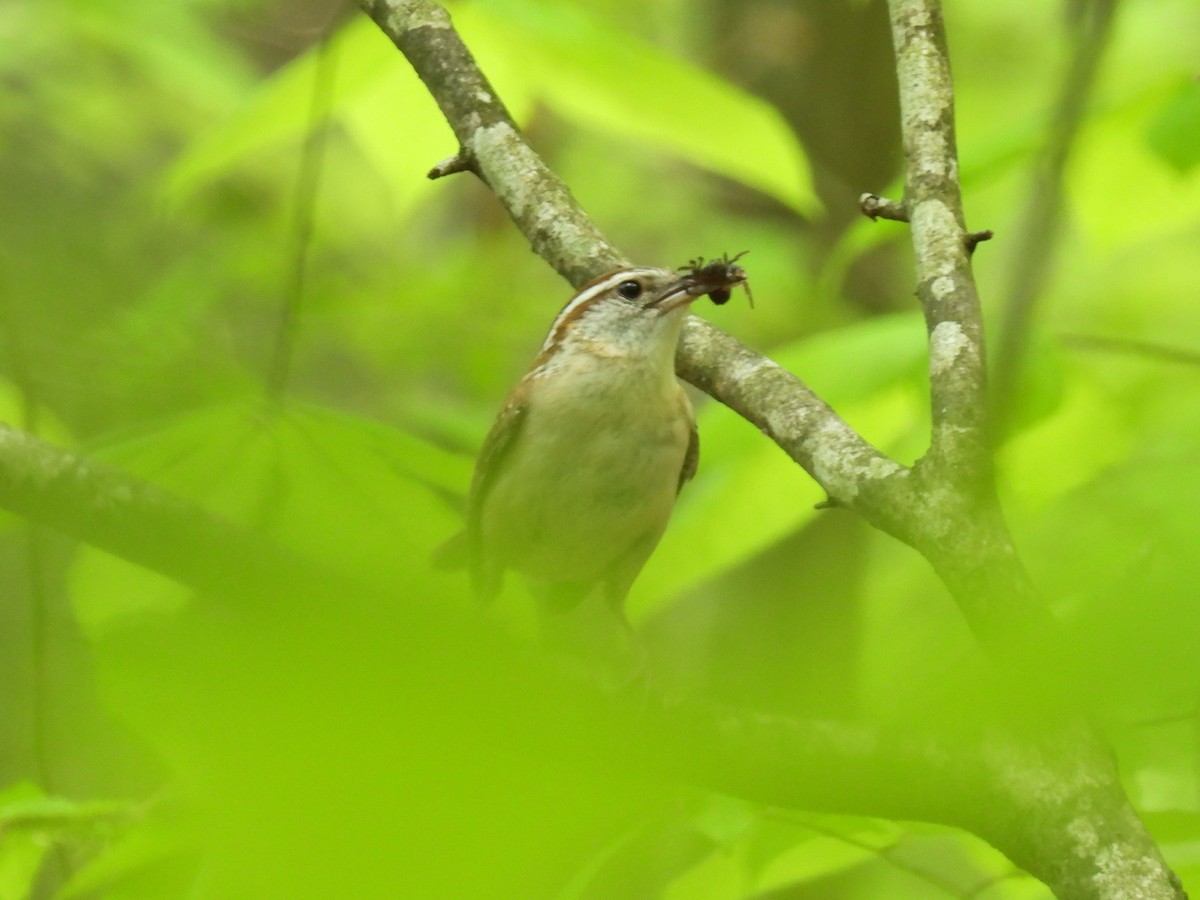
482, 379, 692, 586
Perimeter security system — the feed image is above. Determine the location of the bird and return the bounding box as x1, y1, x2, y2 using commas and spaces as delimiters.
442, 259, 749, 668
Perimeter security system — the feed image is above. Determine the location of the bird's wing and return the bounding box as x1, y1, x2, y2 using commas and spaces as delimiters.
466, 396, 528, 600
677, 417, 699, 493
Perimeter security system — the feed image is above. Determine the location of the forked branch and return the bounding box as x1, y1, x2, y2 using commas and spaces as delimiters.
352, 0, 1186, 896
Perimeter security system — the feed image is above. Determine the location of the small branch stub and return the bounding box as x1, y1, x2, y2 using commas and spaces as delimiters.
861, 193, 994, 254
965, 229, 994, 254
428, 151, 476, 180
860, 192, 909, 222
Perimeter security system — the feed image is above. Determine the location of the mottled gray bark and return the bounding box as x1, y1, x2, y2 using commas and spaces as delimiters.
0, 0, 1177, 896
352, 0, 1185, 896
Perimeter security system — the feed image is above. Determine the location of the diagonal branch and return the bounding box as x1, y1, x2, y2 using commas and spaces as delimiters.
0, 424, 353, 606
358, 0, 1054, 653
357, 0, 914, 532
660, 703, 1180, 900
0, 421, 1181, 900
352, 1, 1186, 896
991, 0, 1120, 432
359, 0, 625, 286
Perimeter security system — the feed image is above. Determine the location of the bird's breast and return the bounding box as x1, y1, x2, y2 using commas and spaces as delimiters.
483, 357, 693, 583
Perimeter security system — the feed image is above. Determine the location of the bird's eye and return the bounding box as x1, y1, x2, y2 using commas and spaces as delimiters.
617, 280, 643, 300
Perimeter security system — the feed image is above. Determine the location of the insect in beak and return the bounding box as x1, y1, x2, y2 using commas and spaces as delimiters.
677, 250, 753, 308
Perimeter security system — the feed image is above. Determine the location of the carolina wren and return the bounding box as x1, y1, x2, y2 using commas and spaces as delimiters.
460, 261, 748, 623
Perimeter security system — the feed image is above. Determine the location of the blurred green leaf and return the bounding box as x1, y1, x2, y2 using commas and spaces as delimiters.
164, 19, 457, 213
977, 879, 1056, 900
633, 314, 926, 617
1146, 78, 1200, 174
690, 794, 759, 847
0, 783, 52, 900
0, 783, 130, 900
661, 847, 744, 900
1069, 90, 1200, 249
56, 817, 193, 900
997, 358, 1128, 517
1023, 453, 1200, 716
71, 399, 466, 634
0, 789, 123, 827
454, 0, 820, 216
770, 312, 927, 403
86, 576, 670, 897
1116, 719, 1200, 814
756, 833, 876, 891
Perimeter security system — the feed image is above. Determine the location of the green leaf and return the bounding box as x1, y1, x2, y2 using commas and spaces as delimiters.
661, 848, 744, 900
1069, 87, 1200, 249
996, 363, 1130, 517
454, 0, 820, 216
164, 19, 457, 213
976, 878, 1056, 900
632, 315, 927, 615
690, 795, 759, 847
0, 830, 48, 900
1011, 434, 1200, 718
55, 819, 192, 900
0, 783, 129, 900
754, 833, 876, 891
770, 312, 927, 404
0, 784, 51, 900
1146, 78, 1200, 174
166, 1, 819, 223
71, 399, 467, 635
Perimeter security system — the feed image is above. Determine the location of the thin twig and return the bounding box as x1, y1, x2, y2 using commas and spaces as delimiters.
991, 0, 1120, 433
1062, 332, 1200, 368
357, 0, 913, 528
860, 192, 908, 222
427, 151, 476, 179
267, 27, 340, 402
860, 193, 993, 252
964, 229, 994, 254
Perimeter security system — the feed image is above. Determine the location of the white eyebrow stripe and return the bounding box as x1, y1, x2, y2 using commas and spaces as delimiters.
539, 267, 660, 351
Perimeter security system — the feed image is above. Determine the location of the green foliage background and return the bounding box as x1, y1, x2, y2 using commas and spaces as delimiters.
1, 0, 1198, 896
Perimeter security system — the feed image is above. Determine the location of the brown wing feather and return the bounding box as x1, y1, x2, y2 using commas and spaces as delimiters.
465, 394, 528, 600
677, 417, 699, 493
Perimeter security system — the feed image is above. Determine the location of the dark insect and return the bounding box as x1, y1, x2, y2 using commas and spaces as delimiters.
679, 250, 753, 308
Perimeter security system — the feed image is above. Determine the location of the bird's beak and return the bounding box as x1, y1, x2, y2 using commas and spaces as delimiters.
650, 278, 711, 314
651, 266, 748, 314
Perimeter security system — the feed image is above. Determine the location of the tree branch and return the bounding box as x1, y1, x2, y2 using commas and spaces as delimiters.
357, 0, 915, 533
0, 415, 1180, 897
991, 0, 1120, 432
348, 1, 1182, 895
0, 420, 1183, 899
0, 424, 350, 606
662, 705, 1183, 900
865, 1, 1064, 650
358, 0, 625, 286
886, 0, 992, 487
